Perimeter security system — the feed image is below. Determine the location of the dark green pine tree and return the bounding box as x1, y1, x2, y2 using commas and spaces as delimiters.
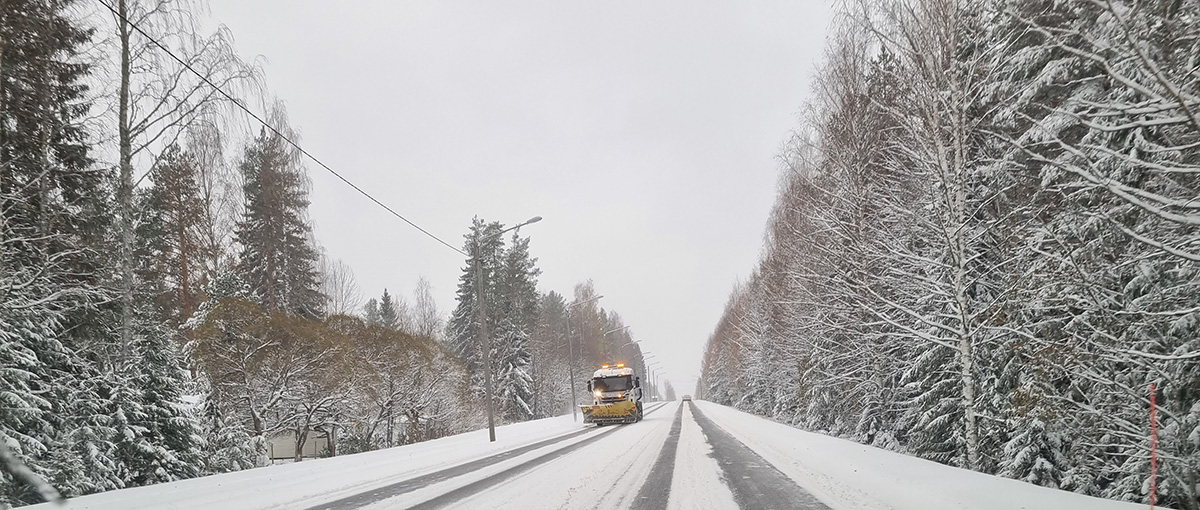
140, 144, 209, 327
0, 0, 125, 503
233, 127, 324, 318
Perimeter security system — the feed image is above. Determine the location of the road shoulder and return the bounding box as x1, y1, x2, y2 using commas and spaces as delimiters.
688, 402, 831, 510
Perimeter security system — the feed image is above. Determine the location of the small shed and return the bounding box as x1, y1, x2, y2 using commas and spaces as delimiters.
266, 430, 331, 461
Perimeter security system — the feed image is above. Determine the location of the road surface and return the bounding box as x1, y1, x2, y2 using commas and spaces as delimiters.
30, 399, 1154, 510
305, 401, 829, 510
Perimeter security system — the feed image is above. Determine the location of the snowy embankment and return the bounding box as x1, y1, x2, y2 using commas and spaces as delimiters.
694, 400, 1150, 510
23, 415, 583, 510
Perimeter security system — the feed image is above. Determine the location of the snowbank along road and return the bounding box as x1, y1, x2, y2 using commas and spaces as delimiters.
32, 401, 1151, 510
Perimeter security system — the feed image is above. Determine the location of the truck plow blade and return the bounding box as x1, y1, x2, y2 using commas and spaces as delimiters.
581, 401, 638, 424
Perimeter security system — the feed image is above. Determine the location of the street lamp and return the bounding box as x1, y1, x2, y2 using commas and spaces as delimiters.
565, 294, 603, 422
646, 361, 662, 402
475, 216, 542, 442
604, 325, 633, 354
603, 325, 630, 336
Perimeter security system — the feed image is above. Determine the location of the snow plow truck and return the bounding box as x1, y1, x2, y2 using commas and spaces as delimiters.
581, 363, 643, 425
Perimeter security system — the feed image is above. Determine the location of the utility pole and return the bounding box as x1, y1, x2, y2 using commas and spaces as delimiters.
473, 236, 495, 442
565, 309, 576, 421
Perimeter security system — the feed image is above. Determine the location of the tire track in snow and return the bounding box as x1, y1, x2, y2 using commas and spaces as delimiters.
631, 402, 684, 510
403, 402, 670, 510
688, 402, 830, 510
305, 428, 595, 510
311, 403, 667, 510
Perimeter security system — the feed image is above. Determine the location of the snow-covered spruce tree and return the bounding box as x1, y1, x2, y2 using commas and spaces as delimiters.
492, 232, 540, 422
446, 221, 541, 422
362, 298, 381, 325
997, 0, 1200, 504
376, 288, 413, 332
110, 317, 204, 485
233, 117, 324, 319
446, 218, 506, 397
97, 171, 212, 488
999, 417, 1067, 488
378, 289, 398, 329
491, 318, 534, 421
182, 267, 249, 331
0, 0, 131, 503
198, 394, 259, 474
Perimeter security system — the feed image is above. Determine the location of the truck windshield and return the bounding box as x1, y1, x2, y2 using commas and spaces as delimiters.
593, 376, 631, 392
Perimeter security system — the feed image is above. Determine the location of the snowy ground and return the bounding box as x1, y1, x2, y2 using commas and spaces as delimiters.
25, 400, 1154, 510
692, 401, 1150, 510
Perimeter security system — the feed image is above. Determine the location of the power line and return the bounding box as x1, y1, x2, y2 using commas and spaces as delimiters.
95, 0, 468, 256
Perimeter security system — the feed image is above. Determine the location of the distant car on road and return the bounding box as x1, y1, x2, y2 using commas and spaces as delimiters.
682, 395, 692, 401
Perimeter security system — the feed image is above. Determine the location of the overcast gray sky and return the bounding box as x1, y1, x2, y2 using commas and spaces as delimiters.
204, 0, 831, 396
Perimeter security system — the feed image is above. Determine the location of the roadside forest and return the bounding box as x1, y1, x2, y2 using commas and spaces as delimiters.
0, 0, 647, 506
699, 0, 1200, 506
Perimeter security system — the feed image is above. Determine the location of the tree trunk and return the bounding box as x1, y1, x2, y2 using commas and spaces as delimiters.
294, 428, 307, 463
327, 424, 337, 457
117, 0, 135, 366
178, 214, 192, 323
386, 411, 394, 448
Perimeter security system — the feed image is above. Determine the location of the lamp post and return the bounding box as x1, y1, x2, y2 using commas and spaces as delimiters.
642, 354, 657, 401
646, 361, 662, 401
565, 294, 603, 421
475, 216, 542, 442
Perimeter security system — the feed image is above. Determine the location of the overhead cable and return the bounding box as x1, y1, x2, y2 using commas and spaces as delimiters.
95, 0, 467, 256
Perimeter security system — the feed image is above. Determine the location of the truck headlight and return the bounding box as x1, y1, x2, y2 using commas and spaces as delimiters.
594, 390, 602, 397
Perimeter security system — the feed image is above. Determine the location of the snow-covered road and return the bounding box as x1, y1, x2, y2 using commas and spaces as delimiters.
27, 401, 1153, 510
